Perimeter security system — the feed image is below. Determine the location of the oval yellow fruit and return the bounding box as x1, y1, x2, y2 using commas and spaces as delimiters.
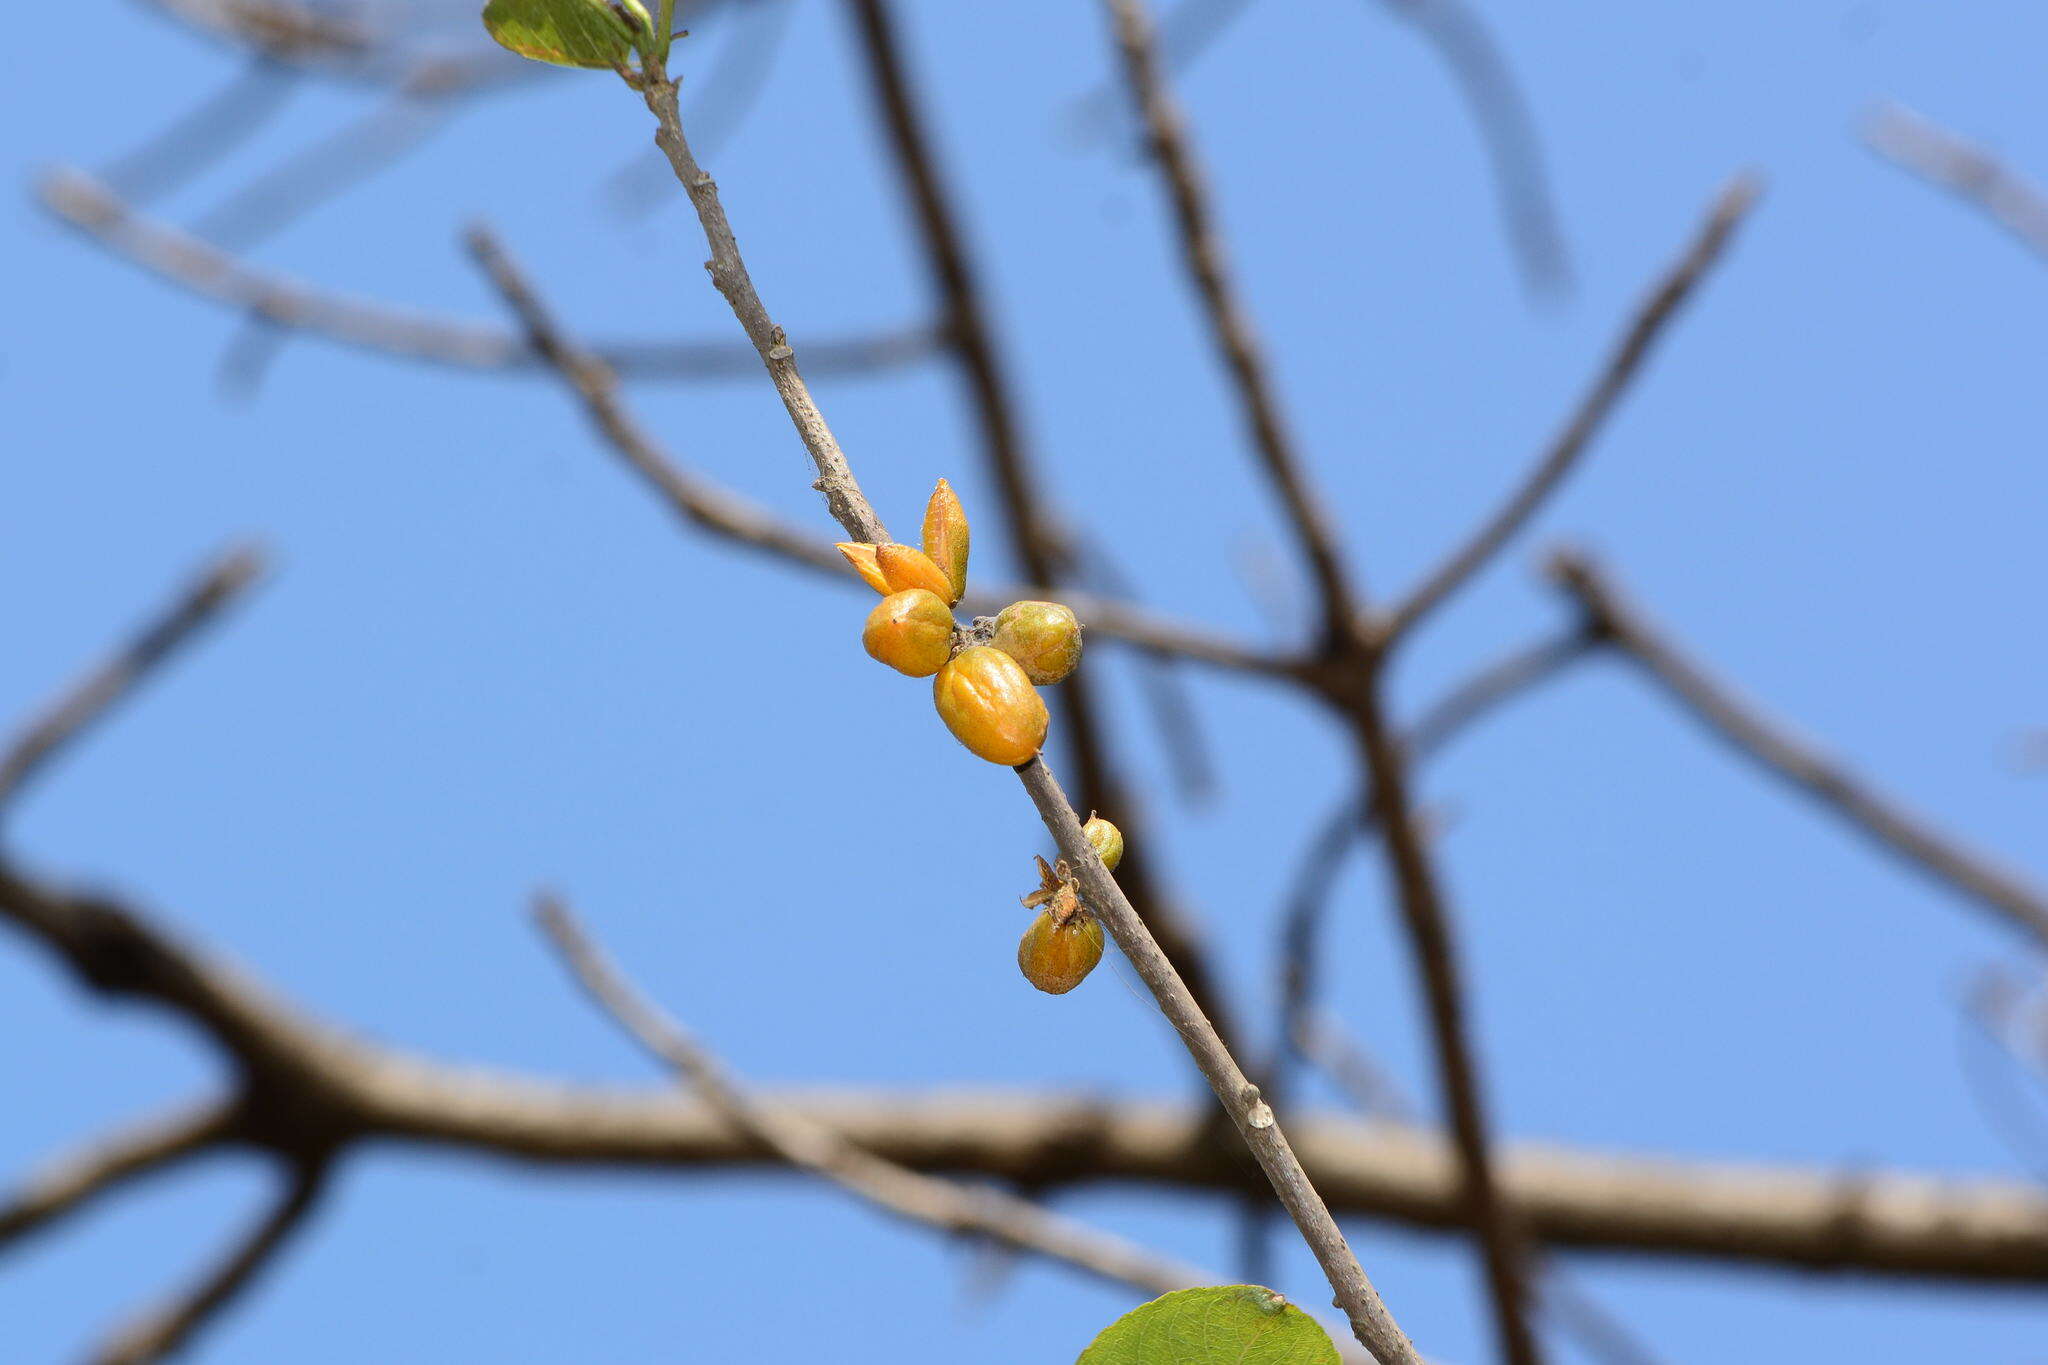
863, 589, 954, 677
931, 645, 1048, 765
1018, 908, 1105, 994
989, 600, 1082, 685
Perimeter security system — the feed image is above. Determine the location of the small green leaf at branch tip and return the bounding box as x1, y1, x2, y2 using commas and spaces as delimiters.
481, 0, 649, 68
1077, 1286, 1339, 1365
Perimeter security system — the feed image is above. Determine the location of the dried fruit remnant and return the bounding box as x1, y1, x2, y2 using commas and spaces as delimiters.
1018, 905, 1105, 994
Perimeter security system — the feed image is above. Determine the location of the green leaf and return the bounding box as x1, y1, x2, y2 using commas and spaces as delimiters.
1077, 1286, 1341, 1365
480, 0, 647, 69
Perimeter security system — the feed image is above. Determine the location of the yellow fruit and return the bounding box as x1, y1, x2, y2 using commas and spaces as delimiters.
1018, 907, 1105, 994
920, 479, 971, 604
876, 543, 956, 601
989, 600, 1082, 685
836, 542, 891, 595
863, 589, 955, 677
931, 645, 1048, 765
1082, 816, 1124, 871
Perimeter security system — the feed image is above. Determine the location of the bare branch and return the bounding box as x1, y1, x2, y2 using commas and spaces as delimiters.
37, 170, 937, 383
1100, 0, 1364, 649
1548, 549, 2048, 949
534, 894, 1211, 1300
1345, 687, 1544, 1365
0, 545, 265, 817
0, 1101, 238, 1255
89, 1158, 329, 1365
98, 59, 297, 205
1864, 103, 2048, 263
463, 223, 1287, 676
1369, 0, 1573, 298
4, 858, 2045, 1283
1382, 175, 1759, 648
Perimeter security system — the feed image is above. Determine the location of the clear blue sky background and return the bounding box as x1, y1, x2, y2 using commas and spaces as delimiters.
4, 1, 2046, 1360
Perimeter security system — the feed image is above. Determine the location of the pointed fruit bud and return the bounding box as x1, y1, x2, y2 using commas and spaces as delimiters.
863, 589, 954, 677
1018, 908, 1105, 994
1082, 816, 1124, 871
836, 542, 891, 595
932, 645, 1048, 765
876, 543, 956, 601
989, 600, 1083, 685
920, 478, 971, 604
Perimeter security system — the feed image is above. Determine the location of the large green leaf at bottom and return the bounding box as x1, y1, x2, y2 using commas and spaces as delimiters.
1078, 1285, 1341, 1365
480, 0, 646, 69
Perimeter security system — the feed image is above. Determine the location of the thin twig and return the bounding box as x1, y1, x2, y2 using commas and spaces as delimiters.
1370, 0, 1572, 298
1864, 103, 2048, 263
38, 169, 938, 382
1381, 175, 1759, 648
631, 53, 1419, 1360
636, 76, 887, 544
1549, 549, 2048, 949
1101, 0, 1363, 650
98, 58, 297, 205
463, 224, 1287, 676
534, 894, 1212, 1299
89, 1158, 330, 1365
1345, 677, 1544, 1365
0, 545, 265, 818
0, 1101, 237, 1254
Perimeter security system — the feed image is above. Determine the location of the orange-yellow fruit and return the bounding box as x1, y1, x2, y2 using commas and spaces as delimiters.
863, 589, 954, 677
921, 479, 971, 603
931, 645, 1048, 765
1018, 908, 1105, 994
877, 543, 956, 602
836, 542, 891, 595
1082, 816, 1124, 871
989, 600, 1082, 685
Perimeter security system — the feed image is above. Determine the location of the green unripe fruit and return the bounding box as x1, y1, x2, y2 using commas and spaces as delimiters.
989, 600, 1082, 685
1082, 816, 1124, 871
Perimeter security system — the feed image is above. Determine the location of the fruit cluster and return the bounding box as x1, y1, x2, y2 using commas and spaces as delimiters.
1016, 816, 1123, 994
841, 479, 1083, 766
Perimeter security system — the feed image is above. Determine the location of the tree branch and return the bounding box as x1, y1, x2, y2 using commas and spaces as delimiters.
37, 170, 938, 384
3, 858, 2044, 1283
0, 1101, 238, 1255
1100, 0, 1363, 650
1548, 549, 2048, 949
535, 894, 1212, 1300
1381, 175, 1758, 648
0, 544, 265, 819
1864, 103, 2048, 263
89, 1157, 330, 1365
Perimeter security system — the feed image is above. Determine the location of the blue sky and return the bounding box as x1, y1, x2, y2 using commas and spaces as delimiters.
4, 0, 2046, 1360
